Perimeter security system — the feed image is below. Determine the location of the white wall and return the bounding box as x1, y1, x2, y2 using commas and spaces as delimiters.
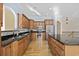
1, 5, 17, 31
61, 17, 79, 31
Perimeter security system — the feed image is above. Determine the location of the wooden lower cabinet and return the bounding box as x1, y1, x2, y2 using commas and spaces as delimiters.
42, 32, 46, 40
64, 45, 79, 56
18, 39, 24, 56
1, 41, 18, 56
1, 41, 19, 56
27, 34, 30, 44
24, 37, 27, 51
1, 44, 11, 56
48, 35, 79, 56
18, 35, 31, 56
11, 41, 18, 56
1, 34, 31, 56
31, 33, 36, 41
48, 35, 65, 56
23, 34, 30, 52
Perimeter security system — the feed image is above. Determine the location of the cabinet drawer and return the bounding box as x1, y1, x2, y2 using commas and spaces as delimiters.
1, 44, 11, 56
55, 41, 64, 50
48, 36, 65, 56
51, 37, 64, 50
51, 47, 59, 56
54, 45, 64, 56
50, 45, 64, 56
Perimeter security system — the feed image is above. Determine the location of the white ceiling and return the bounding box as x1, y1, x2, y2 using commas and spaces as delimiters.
4, 3, 79, 21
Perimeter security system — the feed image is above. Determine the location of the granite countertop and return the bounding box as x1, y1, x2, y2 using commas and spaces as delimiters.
1, 33, 29, 47
1, 29, 30, 47
49, 34, 79, 45
31, 31, 46, 33
60, 36, 79, 45
31, 29, 46, 32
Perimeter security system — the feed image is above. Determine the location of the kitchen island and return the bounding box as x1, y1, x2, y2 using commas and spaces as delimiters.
48, 34, 79, 56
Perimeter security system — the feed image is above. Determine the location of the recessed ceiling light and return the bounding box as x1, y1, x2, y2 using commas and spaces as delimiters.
49, 8, 52, 10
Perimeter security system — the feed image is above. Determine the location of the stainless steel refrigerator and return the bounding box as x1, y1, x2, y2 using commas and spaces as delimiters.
46, 25, 55, 40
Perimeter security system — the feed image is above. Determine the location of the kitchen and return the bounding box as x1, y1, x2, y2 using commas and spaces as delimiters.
0, 3, 79, 56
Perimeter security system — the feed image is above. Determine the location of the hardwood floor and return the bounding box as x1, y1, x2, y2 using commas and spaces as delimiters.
23, 37, 52, 56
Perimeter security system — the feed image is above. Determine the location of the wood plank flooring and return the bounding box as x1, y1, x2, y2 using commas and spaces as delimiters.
23, 39, 52, 56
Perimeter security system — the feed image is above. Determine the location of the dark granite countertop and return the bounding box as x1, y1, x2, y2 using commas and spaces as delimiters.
30, 29, 46, 33
48, 34, 79, 45
31, 30, 46, 33
1, 29, 31, 47
1, 33, 29, 47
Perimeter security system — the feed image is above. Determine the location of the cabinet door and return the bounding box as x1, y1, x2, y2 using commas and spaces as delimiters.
18, 39, 24, 55
28, 34, 31, 43
32, 33, 36, 41
23, 35, 30, 50
23, 16, 29, 28
22, 16, 26, 28
45, 20, 53, 25
19, 14, 29, 28
5, 45, 11, 56
45, 20, 47, 25
30, 20, 34, 29
50, 20, 53, 25
0, 3, 3, 26
42, 33, 46, 40
11, 41, 18, 56
34, 22, 37, 28
24, 36, 28, 50
23, 38, 25, 51
48, 35, 65, 56
2, 44, 11, 56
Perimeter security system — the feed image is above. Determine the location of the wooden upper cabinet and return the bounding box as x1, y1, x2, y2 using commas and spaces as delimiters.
34, 21, 37, 29
45, 19, 53, 25
33, 21, 45, 29
29, 20, 34, 29
0, 3, 3, 26
22, 15, 26, 28
18, 14, 30, 28
22, 14, 30, 28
